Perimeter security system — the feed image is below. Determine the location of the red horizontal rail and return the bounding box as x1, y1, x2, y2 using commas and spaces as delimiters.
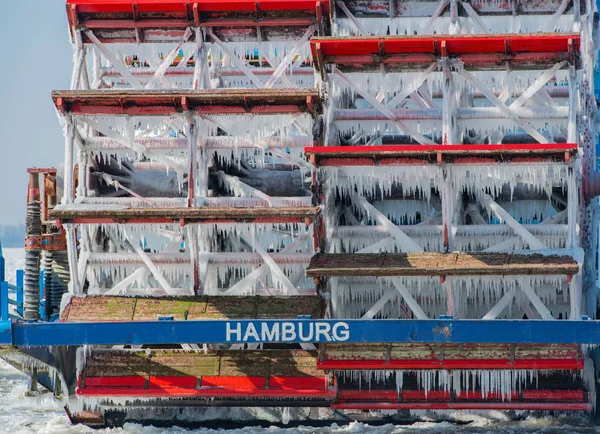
306, 144, 578, 155
65, 217, 308, 225
332, 402, 591, 411
79, 375, 334, 399
337, 389, 585, 403
318, 358, 583, 370
306, 144, 576, 167
68, 0, 328, 13
311, 34, 579, 58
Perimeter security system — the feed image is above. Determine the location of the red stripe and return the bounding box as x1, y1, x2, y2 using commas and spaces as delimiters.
522, 390, 584, 401
69, 0, 329, 14
305, 144, 577, 154
312, 35, 580, 58
201, 376, 266, 388
84, 376, 146, 388
149, 376, 197, 389
338, 390, 398, 401
269, 376, 326, 390
403, 390, 451, 401
332, 402, 591, 411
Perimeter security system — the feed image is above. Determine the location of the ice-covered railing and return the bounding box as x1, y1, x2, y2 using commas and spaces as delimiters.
331, 0, 579, 36
75, 222, 317, 297
0, 242, 24, 321
330, 274, 570, 320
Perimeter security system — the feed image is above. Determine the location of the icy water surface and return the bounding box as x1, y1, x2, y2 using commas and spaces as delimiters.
2, 248, 600, 433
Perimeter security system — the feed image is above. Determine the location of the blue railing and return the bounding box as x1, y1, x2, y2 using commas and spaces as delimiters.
0, 242, 24, 322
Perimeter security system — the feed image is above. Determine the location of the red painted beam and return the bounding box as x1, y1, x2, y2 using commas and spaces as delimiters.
78, 375, 335, 399
311, 34, 579, 58
311, 34, 579, 70
331, 402, 592, 411
305, 144, 578, 155
68, 0, 329, 37
66, 217, 309, 225
306, 144, 577, 167
318, 358, 583, 371
68, 0, 329, 14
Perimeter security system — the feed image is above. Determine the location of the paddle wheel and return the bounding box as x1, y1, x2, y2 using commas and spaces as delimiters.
1, 0, 600, 427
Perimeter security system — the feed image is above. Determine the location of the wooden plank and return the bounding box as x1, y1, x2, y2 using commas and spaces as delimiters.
306, 253, 578, 277
133, 297, 206, 321
51, 206, 321, 223
62, 295, 325, 322
52, 89, 322, 115
323, 343, 581, 362
64, 296, 137, 322
83, 349, 320, 379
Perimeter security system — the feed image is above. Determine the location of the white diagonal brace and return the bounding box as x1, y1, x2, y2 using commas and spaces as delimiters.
218, 172, 286, 207
334, 67, 434, 145
356, 237, 394, 253
361, 280, 427, 319
264, 26, 314, 89
124, 236, 178, 296
80, 117, 187, 172
480, 194, 548, 250
240, 234, 299, 295
85, 30, 143, 89
265, 54, 295, 87
484, 209, 567, 252
386, 63, 437, 108
146, 27, 193, 89
461, 2, 489, 33
520, 280, 554, 320
337, 1, 366, 35
509, 62, 565, 110
422, 0, 450, 33
206, 29, 263, 88
354, 194, 424, 252
100, 173, 155, 205
105, 267, 148, 295
545, 0, 570, 32
482, 288, 515, 320
391, 279, 428, 319
459, 67, 553, 144
361, 288, 396, 319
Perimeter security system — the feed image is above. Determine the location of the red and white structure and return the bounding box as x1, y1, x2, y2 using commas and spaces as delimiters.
37, 0, 600, 423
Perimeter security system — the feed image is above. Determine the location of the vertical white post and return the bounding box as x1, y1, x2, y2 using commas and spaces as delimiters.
76, 149, 87, 199
65, 224, 81, 295
92, 47, 102, 88
441, 179, 454, 252
570, 270, 582, 320
443, 278, 457, 317
567, 65, 577, 144
62, 118, 75, 205
449, 0, 459, 34
193, 28, 205, 90
567, 170, 579, 248
187, 116, 197, 207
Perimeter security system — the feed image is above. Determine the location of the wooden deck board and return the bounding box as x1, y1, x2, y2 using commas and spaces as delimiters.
51, 206, 321, 223
306, 253, 578, 277
62, 295, 324, 322
82, 349, 320, 379
53, 89, 322, 115
321, 343, 581, 363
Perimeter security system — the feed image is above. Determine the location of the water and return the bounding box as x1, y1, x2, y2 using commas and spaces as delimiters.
1, 247, 599, 433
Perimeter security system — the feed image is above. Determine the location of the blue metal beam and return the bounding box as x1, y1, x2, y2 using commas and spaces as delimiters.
2, 318, 600, 347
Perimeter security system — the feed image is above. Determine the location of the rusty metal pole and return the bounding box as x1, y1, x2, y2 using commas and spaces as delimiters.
24, 172, 42, 320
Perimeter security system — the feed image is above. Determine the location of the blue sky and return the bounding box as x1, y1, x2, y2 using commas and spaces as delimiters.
0, 1, 72, 224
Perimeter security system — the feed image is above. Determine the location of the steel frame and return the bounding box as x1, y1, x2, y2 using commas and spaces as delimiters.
6, 0, 599, 416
